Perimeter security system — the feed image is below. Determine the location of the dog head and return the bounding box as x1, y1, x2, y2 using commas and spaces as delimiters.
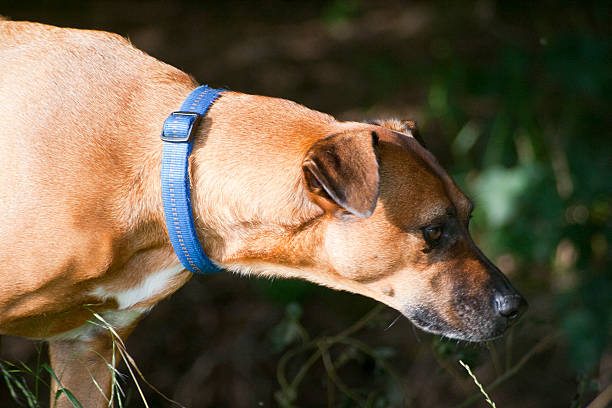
298, 119, 527, 341
197, 95, 526, 342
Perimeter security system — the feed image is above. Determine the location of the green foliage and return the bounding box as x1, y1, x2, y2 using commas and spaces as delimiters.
273, 305, 406, 407
432, 337, 481, 370
322, 0, 362, 24
0, 355, 84, 408
422, 8, 612, 374
254, 278, 317, 304
45, 364, 84, 408
1, 361, 41, 407
0, 346, 47, 408
269, 303, 309, 352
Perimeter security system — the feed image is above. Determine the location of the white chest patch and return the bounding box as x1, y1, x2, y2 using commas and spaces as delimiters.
48, 264, 185, 342
90, 263, 184, 309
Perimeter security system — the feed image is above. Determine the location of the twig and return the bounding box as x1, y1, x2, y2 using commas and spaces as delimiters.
332, 304, 385, 341
277, 343, 311, 394
276, 304, 386, 405
586, 383, 612, 408
319, 342, 364, 405
338, 336, 408, 402
327, 367, 335, 408
459, 360, 496, 408
338, 338, 400, 381
35, 343, 43, 403
454, 333, 559, 408
290, 348, 323, 391
505, 328, 514, 372
487, 342, 502, 377
430, 341, 470, 393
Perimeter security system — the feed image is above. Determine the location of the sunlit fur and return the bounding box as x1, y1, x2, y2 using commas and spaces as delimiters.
0, 20, 523, 407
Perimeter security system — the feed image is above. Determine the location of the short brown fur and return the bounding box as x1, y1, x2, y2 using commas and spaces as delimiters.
0, 21, 525, 407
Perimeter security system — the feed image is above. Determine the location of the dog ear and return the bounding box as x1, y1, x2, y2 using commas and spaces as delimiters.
365, 119, 426, 148
303, 130, 379, 218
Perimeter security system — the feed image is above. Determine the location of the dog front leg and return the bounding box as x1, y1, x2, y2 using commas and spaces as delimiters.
48, 332, 123, 408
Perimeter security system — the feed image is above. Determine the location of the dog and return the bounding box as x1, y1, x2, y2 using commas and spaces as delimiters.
0, 19, 526, 407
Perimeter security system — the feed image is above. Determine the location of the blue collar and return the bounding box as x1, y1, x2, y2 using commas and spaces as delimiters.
160, 85, 225, 274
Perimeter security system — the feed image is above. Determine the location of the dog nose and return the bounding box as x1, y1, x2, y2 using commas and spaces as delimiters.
494, 292, 527, 321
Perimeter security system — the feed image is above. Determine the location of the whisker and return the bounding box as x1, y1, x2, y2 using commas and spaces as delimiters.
384, 313, 402, 331
411, 323, 422, 343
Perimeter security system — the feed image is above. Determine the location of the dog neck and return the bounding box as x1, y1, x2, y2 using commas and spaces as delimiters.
190, 92, 337, 270
123, 86, 336, 278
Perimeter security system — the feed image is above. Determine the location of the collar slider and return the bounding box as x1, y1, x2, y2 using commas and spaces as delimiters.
161, 111, 202, 143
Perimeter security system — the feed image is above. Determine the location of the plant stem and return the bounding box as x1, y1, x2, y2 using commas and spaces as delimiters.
319, 342, 364, 405
276, 304, 386, 405
586, 383, 612, 408
487, 342, 502, 377
454, 333, 559, 408
332, 304, 385, 342
459, 360, 496, 408
505, 328, 514, 372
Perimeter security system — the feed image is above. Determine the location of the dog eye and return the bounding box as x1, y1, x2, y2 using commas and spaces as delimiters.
422, 225, 442, 244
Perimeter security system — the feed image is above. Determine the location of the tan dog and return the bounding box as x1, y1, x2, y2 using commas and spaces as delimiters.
0, 19, 526, 407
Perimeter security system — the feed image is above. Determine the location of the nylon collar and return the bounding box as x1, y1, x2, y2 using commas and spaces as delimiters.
161, 85, 225, 274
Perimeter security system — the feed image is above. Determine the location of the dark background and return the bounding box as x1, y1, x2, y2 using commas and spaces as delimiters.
1, 1, 610, 407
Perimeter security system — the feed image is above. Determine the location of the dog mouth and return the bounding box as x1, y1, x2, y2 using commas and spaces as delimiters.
408, 306, 453, 334
406, 304, 510, 342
